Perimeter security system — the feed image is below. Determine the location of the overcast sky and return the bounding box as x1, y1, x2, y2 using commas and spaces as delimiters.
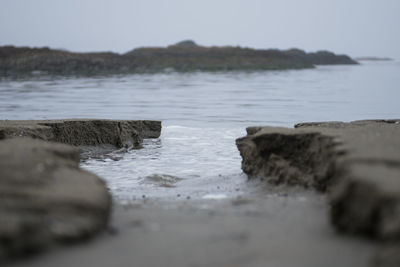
1, 0, 399, 58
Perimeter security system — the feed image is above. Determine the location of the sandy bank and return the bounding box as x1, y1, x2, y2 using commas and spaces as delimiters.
237, 119, 400, 266
0, 119, 161, 147
0, 119, 161, 262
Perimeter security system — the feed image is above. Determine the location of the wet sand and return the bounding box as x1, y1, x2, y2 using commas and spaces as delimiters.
7, 191, 374, 267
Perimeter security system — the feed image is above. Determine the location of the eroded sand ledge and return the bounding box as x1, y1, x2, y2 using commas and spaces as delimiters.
236, 119, 400, 265
0, 119, 161, 147
0, 119, 161, 262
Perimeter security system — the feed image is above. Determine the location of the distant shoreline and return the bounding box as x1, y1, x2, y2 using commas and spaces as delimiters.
354, 56, 393, 61
0, 40, 358, 77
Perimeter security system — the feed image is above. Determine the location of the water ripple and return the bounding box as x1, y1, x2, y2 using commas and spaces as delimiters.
1, 62, 399, 201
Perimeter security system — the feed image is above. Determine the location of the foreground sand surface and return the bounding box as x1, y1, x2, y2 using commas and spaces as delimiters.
7, 196, 374, 267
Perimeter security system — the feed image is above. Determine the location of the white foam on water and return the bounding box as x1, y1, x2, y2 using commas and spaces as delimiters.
202, 194, 228, 200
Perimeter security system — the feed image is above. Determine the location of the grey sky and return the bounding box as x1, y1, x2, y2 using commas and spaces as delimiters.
1, 0, 399, 58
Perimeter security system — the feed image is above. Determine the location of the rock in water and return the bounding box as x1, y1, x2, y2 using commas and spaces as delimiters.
0, 138, 112, 261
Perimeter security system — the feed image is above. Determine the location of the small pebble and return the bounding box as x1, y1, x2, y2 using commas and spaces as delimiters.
177, 194, 181, 197
186, 196, 191, 200
142, 195, 146, 198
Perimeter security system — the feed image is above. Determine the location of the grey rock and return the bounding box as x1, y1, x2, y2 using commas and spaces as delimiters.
0, 138, 112, 261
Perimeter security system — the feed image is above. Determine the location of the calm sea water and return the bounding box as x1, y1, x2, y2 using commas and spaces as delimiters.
1, 61, 399, 201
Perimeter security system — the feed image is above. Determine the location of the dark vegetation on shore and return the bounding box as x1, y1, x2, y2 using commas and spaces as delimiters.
0, 40, 358, 77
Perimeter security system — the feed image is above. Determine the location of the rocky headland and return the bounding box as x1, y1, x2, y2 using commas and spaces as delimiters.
0, 119, 161, 262
236, 119, 400, 266
0, 40, 358, 77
